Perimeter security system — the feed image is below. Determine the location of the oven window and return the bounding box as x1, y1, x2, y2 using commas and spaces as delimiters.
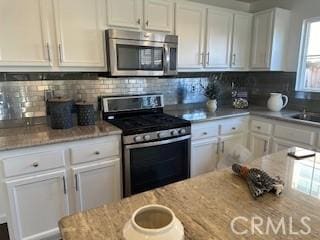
129, 140, 189, 195
117, 44, 163, 71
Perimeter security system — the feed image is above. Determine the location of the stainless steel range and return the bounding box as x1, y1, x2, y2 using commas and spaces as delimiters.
102, 94, 191, 197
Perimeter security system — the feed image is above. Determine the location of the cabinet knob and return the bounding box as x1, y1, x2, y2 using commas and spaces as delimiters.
137, 18, 141, 25
32, 162, 39, 168
94, 151, 100, 155
202, 132, 208, 135
232, 127, 236, 130
146, 20, 149, 26
257, 126, 261, 129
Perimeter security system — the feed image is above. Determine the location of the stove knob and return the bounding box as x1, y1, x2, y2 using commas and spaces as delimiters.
179, 129, 186, 135
134, 136, 142, 142
171, 130, 178, 136
158, 132, 166, 138
144, 135, 151, 141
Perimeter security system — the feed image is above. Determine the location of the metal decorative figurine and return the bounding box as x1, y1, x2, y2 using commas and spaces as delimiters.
232, 164, 285, 199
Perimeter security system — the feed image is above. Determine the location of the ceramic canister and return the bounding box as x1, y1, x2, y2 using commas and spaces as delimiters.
123, 204, 184, 240
48, 97, 73, 129
76, 102, 95, 126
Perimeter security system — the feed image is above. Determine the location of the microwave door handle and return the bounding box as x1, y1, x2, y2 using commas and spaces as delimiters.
164, 44, 170, 74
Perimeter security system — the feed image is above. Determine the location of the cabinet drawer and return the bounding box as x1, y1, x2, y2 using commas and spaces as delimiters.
274, 125, 315, 146
192, 122, 219, 140
251, 120, 272, 135
220, 118, 247, 135
70, 137, 120, 164
2, 150, 65, 178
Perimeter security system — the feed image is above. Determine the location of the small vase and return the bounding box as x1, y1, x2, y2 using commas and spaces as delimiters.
207, 99, 217, 112
123, 204, 184, 240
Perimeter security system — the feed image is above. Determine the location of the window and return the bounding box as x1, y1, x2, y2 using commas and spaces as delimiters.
296, 18, 320, 92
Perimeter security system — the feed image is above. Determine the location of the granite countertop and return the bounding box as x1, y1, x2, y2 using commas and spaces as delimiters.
59, 149, 320, 239
165, 103, 319, 127
0, 121, 122, 151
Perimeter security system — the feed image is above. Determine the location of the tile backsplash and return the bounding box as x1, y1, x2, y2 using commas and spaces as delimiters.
1, 71, 319, 121
0, 77, 211, 120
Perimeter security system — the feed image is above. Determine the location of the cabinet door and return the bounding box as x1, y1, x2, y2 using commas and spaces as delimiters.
250, 10, 273, 69
72, 159, 121, 211
231, 13, 252, 69
250, 133, 270, 158
144, 0, 173, 32
175, 3, 206, 69
107, 0, 141, 29
5, 170, 69, 240
53, 0, 105, 67
219, 134, 247, 168
0, 0, 50, 66
205, 9, 233, 69
272, 139, 312, 153
191, 138, 219, 177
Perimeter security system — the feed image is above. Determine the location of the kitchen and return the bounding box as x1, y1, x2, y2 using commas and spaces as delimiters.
1, 0, 320, 239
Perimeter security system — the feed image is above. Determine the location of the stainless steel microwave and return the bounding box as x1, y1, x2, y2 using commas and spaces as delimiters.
105, 29, 178, 76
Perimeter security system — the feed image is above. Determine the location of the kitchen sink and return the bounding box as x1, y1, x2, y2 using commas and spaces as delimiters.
291, 112, 320, 123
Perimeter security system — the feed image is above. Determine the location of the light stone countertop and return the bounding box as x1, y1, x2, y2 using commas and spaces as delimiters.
58, 149, 320, 240
165, 103, 318, 127
0, 121, 122, 151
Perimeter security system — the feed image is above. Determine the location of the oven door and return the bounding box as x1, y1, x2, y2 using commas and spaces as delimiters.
108, 39, 165, 76
124, 135, 191, 197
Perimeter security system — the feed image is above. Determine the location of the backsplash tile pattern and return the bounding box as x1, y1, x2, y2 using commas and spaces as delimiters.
0, 77, 211, 120
1, 71, 319, 121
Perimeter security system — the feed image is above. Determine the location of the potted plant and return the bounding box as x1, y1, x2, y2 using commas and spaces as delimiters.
201, 73, 222, 112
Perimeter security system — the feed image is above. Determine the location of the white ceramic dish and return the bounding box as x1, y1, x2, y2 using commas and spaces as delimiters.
123, 204, 184, 240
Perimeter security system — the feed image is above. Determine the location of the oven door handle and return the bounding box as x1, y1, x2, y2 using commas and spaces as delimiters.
125, 135, 191, 150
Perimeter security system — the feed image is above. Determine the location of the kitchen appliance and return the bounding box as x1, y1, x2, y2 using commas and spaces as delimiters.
105, 29, 178, 76
102, 94, 191, 197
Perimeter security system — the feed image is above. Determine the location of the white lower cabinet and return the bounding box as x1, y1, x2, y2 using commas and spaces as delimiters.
5, 170, 69, 240
1, 136, 122, 240
191, 117, 249, 177
72, 159, 121, 211
218, 134, 246, 168
191, 138, 219, 177
250, 133, 271, 158
272, 138, 313, 153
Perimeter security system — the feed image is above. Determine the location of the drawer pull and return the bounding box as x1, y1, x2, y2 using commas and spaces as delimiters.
32, 162, 39, 168
232, 127, 236, 130
202, 132, 208, 135
94, 151, 100, 155
257, 126, 261, 130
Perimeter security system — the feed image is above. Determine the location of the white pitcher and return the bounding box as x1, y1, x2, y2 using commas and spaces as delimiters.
267, 93, 288, 112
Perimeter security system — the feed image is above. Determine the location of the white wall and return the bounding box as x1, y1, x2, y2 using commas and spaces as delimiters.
250, 0, 320, 71
189, 0, 250, 11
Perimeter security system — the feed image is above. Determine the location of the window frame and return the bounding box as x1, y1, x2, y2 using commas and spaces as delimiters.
296, 17, 320, 92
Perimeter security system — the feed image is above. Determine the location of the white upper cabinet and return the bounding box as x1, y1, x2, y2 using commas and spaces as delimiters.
144, 0, 173, 32
231, 13, 252, 69
106, 0, 142, 29
0, 0, 50, 66
53, 0, 105, 67
175, 2, 206, 69
250, 8, 290, 70
205, 9, 233, 69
